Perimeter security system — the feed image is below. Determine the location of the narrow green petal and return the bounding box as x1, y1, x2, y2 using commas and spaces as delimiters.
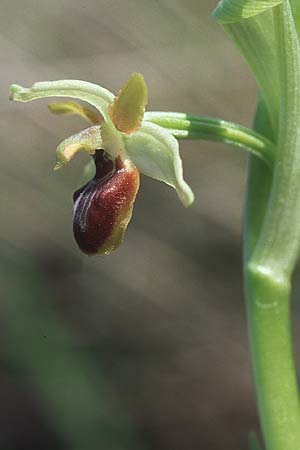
213, 0, 282, 23
124, 122, 194, 207
48, 101, 102, 124
10, 80, 114, 122
54, 125, 102, 170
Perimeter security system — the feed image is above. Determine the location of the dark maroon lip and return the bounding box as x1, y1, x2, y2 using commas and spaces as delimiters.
72, 150, 139, 255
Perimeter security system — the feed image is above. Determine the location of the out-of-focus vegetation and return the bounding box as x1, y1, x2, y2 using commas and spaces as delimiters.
1, 1, 262, 449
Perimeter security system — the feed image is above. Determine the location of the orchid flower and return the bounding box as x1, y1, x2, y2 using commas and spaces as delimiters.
9, 73, 194, 255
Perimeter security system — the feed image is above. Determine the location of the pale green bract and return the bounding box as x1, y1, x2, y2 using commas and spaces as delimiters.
223, 10, 280, 136
290, 0, 300, 38
213, 0, 283, 23
213, 0, 289, 140
9, 79, 194, 207
214, 1, 300, 139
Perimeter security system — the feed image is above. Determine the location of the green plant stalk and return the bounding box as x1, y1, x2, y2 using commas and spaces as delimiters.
245, 265, 300, 450
244, 2, 300, 450
145, 111, 275, 166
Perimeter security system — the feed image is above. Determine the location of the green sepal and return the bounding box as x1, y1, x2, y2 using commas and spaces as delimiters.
9, 80, 114, 122
124, 121, 194, 207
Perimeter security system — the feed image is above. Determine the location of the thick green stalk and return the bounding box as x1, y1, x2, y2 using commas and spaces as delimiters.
145, 112, 274, 166
245, 268, 300, 450
244, 2, 300, 450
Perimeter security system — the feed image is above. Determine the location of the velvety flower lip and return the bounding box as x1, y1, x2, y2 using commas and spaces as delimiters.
73, 150, 139, 256
9, 73, 194, 255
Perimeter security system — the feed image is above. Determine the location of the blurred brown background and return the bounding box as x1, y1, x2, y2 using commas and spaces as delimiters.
0, 1, 260, 449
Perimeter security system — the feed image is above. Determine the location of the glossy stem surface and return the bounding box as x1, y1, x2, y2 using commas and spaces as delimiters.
145, 111, 275, 167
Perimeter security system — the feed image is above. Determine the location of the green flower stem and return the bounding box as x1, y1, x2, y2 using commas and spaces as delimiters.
245, 271, 300, 450
244, 3, 300, 450
145, 111, 275, 167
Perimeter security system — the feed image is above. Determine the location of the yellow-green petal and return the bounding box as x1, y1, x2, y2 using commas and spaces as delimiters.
48, 101, 102, 124
109, 73, 148, 134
